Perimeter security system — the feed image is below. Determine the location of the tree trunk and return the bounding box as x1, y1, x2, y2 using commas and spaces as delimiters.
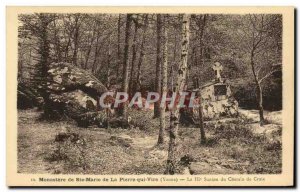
37, 14, 52, 118
198, 95, 206, 144
158, 18, 168, 145
62, 17, 75, 62
257, 83, 265, 126
92, 31, 101, 73
173, 34, 177, 62
129, 21, 138, 95
72, 16, 80, 66
120, 14, 132, 118
250, 50, 265, 126
53, 20, 62, 62
136, 15, 148, 92
170, 33, 177, 91
116, 14, 122, 81
154, 14, 163, 118
84, 27, 96, 69
165, 14, 190, 175
106, 35, 112, 88
197, 15, 207, 67
170, 65, 174, 91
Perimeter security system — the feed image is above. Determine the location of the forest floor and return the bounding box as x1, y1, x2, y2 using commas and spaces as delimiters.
17, 108, 282, 175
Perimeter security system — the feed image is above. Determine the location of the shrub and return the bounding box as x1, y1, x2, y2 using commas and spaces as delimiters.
46, 132, 89, 173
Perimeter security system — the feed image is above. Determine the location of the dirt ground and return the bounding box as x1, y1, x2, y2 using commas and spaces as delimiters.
17, 108, 282, 175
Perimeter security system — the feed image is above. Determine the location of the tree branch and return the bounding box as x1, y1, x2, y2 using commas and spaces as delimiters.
259, 68, 281, 83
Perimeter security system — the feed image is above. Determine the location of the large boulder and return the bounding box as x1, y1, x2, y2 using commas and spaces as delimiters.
48, 90, 95, 118
46, 62, 110, 126
47, 62, 107, 99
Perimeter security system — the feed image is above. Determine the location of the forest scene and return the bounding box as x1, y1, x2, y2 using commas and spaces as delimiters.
17, 13, 282, 175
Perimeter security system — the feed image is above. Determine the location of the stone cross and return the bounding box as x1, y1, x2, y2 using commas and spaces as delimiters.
212, 62, 223, 82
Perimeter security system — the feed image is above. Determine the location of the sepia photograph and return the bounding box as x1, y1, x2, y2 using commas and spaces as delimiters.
6, 6, 294, 187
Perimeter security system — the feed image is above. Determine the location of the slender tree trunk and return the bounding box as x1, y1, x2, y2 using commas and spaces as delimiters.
197, 15, 207, 67
29, 48, 32, 65
257, 83, 264, 125
62, 17, 75, 62
120, 14, 132, 118
154, 14, 163, 118
72, 17, 80, 66
106, 35, 112, 88
170, 34, 177, 91
136, 15, 148, 92
129, 21, 138, 95
116, 14, 121, 80
84, 28, 96, 69
84, 44, 92, 69
165, 14, 190, 175
198, 95, 206, 144
36, 14, 51, 118
193, 45, 198, 67
53, 20, 62, 62
170, 65, 174, 91
250, 51, 265, 126
92, 32, 106, 74
173, 34, 177, 62
92, 32, 100, 73
193, 15, 207, 143
64, 37, 71, 62
158, 19, 168, 145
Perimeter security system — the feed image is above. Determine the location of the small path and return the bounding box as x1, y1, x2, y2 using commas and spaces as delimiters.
128, 133, 242, 175
131, 135, 169, 162
239, 109, 282, 141
131, 136, 158, 150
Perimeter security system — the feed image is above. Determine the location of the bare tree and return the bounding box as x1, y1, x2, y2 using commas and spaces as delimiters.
50, 17, 62, 62
237, 14, 282, 125
154, 14, 163, 118
136, 15, 149, 91
116, 14, 122, 80
106, 34, 112, 88
72, 14, 82, 66
129, 17, 139, 94
120, 14, 132, 118
198, 97, 206, 144
165, 14, 190, 174
158, 15, 168, 145
84, 18, 97, 69
192, 14, 207, 66
92, 29, 102, 73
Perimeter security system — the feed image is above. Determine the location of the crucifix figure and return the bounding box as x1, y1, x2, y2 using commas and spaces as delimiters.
212, 62, 223, 82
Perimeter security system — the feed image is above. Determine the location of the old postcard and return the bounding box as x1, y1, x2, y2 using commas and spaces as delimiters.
7, 6, 294, 187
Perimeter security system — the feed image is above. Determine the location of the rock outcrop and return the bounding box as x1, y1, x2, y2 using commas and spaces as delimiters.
47, 62, 107, 100
18, 62, 131, 128
45, 62, 112, 127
